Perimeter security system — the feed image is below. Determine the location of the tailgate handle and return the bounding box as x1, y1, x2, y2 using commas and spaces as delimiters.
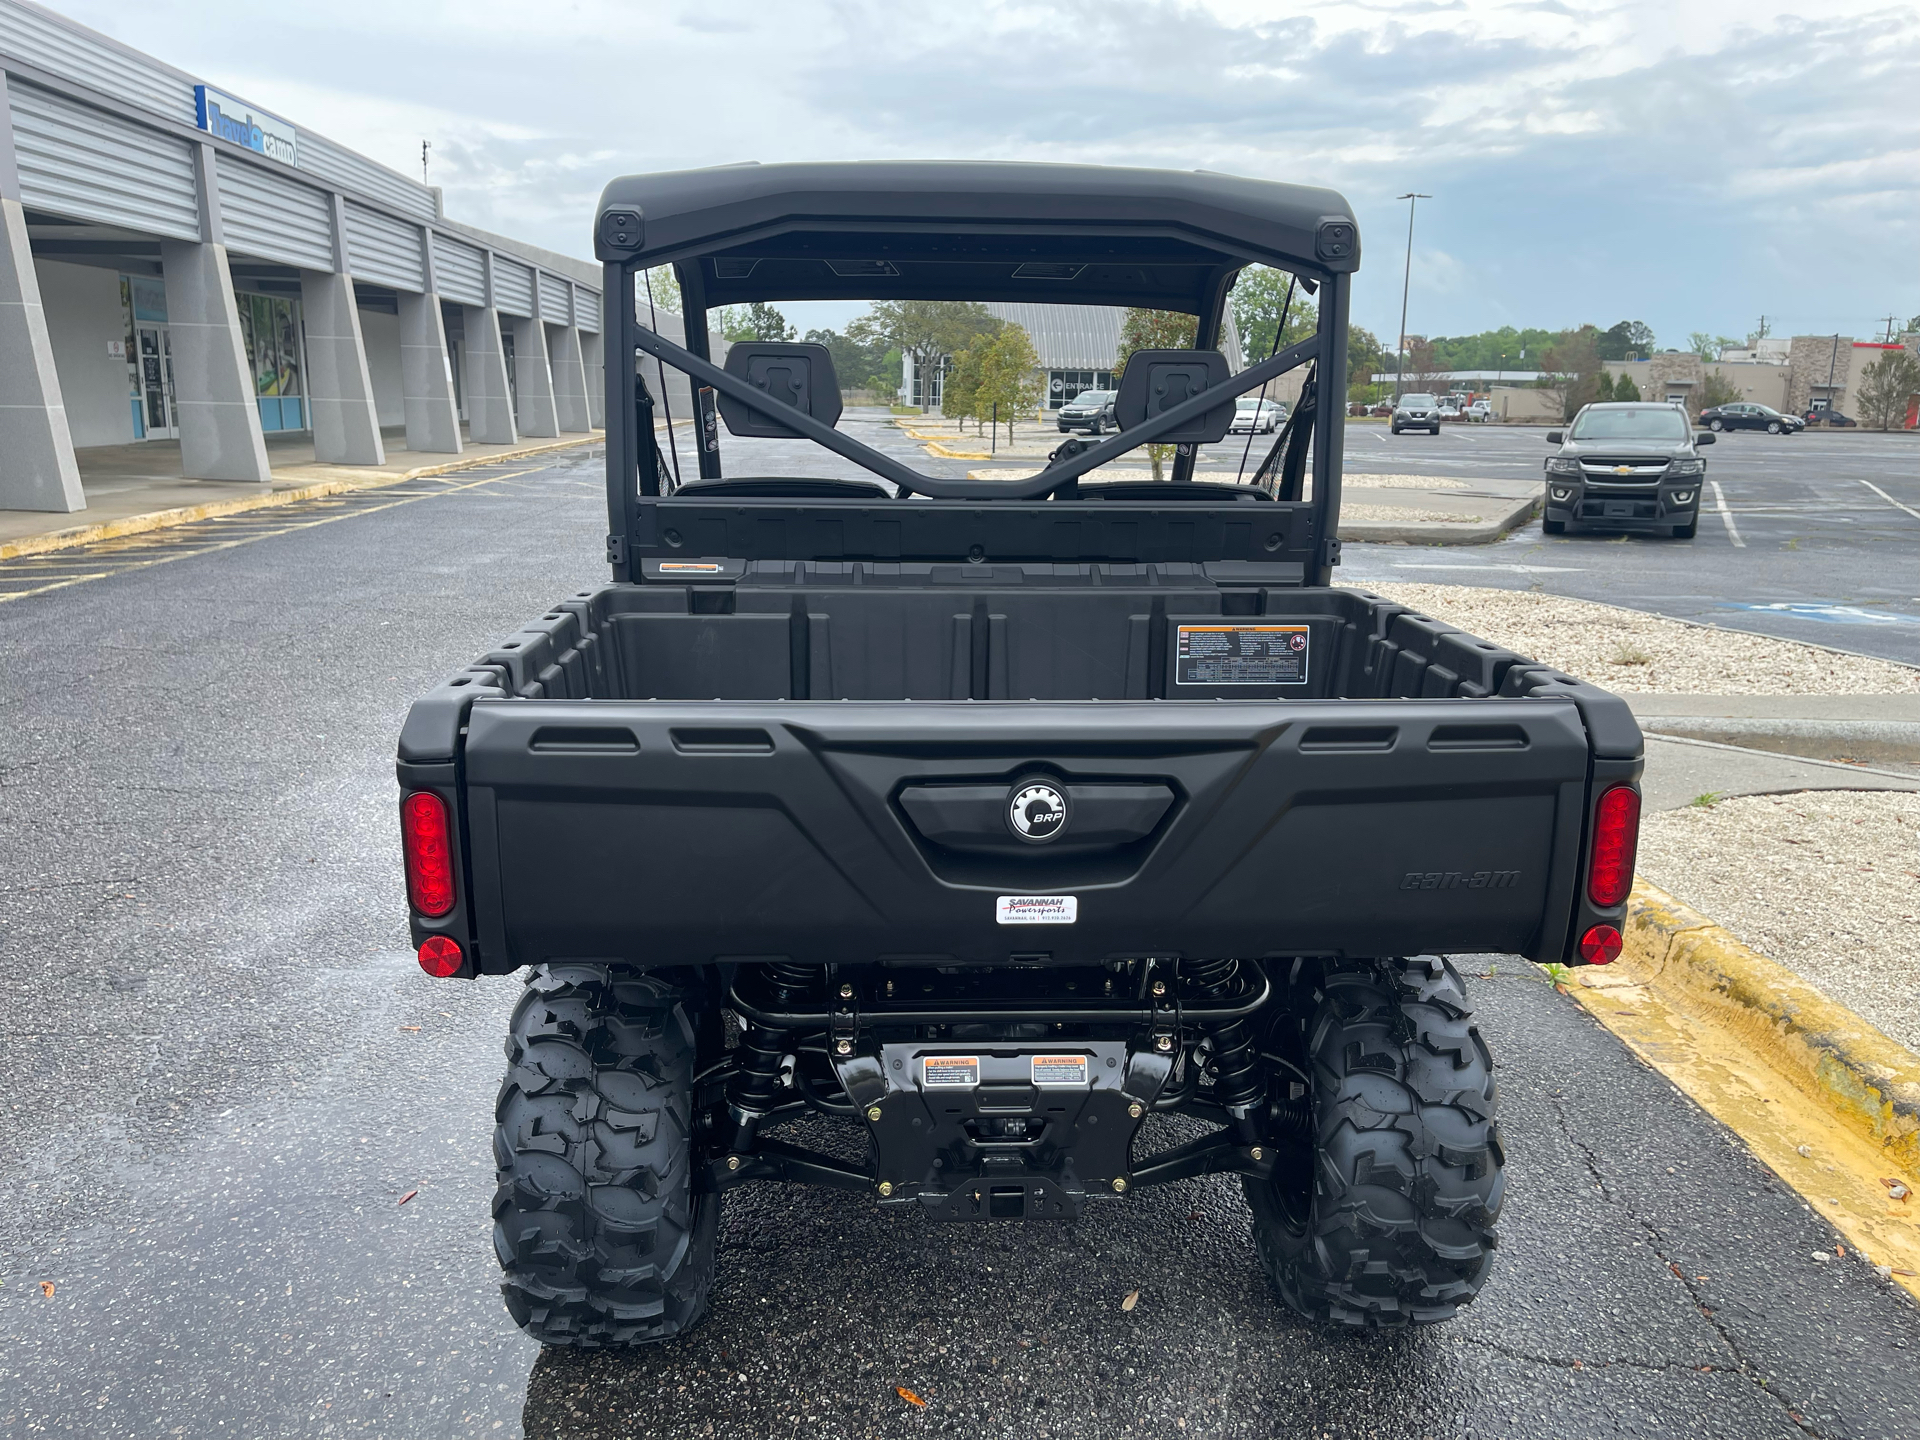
672, 727, 775, 754
1299, 725, 1397, 751
528, 725, 639, 753
899, 783, 1173, 852
1428, 724, 1530, 750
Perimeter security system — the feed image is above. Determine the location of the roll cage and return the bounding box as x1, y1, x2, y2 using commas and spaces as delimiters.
595, 161, 1361, 585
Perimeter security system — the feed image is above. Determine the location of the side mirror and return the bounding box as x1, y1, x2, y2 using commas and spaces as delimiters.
1545, 431, 1563, 445
1695, 431, 1715, 445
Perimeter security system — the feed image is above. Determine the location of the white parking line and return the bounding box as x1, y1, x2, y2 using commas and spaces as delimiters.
1709, 479, 1745, 547
1859, 478, 1920, 521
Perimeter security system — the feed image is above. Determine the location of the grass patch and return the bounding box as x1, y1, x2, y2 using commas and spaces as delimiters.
1608, 643, 1653, 666
1687, 791, 1724, 809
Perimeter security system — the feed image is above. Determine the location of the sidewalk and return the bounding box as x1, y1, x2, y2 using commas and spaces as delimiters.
0, 427, 606, 561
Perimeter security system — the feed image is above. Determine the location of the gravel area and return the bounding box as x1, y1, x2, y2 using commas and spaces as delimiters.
1637, 791, 1920, 1050
1366, 583, 1920, 695
1344, 472, 1471, 490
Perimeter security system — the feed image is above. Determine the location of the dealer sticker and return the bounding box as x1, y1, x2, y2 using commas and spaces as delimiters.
923, 1055, 980, 1088
996, 894, 1078, 925
1174, 624, 1310, 686
1030, 1054, 1090, 1087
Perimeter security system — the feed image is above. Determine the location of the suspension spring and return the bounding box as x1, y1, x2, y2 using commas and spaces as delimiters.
1180, 957, 1267, 1143
727, 962, 823, 1152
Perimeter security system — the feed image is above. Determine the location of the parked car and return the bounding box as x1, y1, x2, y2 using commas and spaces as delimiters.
1806, 407, 1858, 428
1228, 397, 1285, 433
1437, 399, 1463, 422
1542, 402, 1713, 539
1698, 402, 1803, 434
397, 160, 1646, 1348
1391, 393, 1441, 434
1056, 389, 1117, 434
1368, 400, 1394, 417
1465, 400, 1493, 423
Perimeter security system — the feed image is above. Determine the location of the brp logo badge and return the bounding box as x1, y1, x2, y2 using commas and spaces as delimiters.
1008, 779, 1069, 844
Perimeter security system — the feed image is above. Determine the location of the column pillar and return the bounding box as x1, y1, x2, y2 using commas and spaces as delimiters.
162, 143, 270, 483
549, 322, 591, 432
506, 312, 559, 438
462, 305, 516, 445
580, 326, 604, 428
300, 194, 383, 465
0, 76, 83, 511
398, 225, 460, 453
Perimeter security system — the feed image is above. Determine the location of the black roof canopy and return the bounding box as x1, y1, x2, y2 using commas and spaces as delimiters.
595, 161, 1359, 311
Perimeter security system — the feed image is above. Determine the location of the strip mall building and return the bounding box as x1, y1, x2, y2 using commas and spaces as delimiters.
0, 0, 605, 514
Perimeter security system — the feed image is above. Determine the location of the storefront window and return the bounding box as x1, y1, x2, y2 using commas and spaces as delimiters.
1047, 370, 1115, 409
238, 293, 307, 432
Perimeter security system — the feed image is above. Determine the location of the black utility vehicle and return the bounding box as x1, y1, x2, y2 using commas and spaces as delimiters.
1057, 388, 1117, 434
1542, 402, 1711, 538
395, 162, 1644, 1347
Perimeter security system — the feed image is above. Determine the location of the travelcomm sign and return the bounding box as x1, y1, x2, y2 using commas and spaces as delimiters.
194, 85, 298, 168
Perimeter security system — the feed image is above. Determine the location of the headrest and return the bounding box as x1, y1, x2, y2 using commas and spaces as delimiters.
718, 343, 842, 438
1113, 349, 1235, 444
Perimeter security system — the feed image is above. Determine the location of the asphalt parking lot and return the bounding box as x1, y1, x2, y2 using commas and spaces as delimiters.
1329, 424, 1920, 667
2, 438, 1917, 1438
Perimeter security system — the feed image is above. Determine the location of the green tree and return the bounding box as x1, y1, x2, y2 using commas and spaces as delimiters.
1230, 266, 1316, 360
1540, 326, 1604, 420
1346, 325, 1388, 399
974, 324, 1045, 444
1115, 309, 1197, 479
1612, 373, 1642, 402
803, 326, 892, 399
640, 266, 682, 317
1695, 371, 1742, 415
1855, 349, 1920, 430
848, 301, 999, 407
1596, 321, 1656, 361
1595, 372, 1617, 402
1687, 332, 1740, 361
941, 336, 988, 432
721, 301, 795, 343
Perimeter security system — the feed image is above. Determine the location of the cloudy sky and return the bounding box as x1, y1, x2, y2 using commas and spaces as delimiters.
57, 0, 1920, 349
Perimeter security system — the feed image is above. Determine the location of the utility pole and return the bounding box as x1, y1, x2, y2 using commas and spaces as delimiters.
1753, 315, 1769, 343
421, 140, 430, 186
1393, 192, 1431, 401
1823, 332, 1841, 415
1885, 314, 1902, 344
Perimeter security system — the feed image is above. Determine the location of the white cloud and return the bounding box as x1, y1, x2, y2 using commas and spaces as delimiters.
47, 0, 1920, 343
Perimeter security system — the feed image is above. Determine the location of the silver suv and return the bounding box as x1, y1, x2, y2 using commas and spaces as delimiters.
1391, 393, 1440, 435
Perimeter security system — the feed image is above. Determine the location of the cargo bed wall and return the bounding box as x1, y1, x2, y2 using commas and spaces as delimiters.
398, 573, 1604, 752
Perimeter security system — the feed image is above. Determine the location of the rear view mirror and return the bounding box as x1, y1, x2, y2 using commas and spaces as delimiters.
718, 343, 843, 438
1545, 431, 1563, 445
1114, 350, 1235, 444
1695, 431, 1715, 445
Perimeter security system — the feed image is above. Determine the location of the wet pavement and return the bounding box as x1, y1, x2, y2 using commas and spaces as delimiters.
2, 422, 1917, 1437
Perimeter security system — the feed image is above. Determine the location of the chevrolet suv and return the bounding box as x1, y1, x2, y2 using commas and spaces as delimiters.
1542, 402, 1711, 539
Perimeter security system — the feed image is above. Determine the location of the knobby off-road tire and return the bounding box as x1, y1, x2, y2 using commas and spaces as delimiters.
1245, 956, 1504, 1328
493, 964, 717, 1347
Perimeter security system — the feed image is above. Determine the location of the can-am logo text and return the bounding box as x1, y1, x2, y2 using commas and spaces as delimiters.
1401, 870, 1520, 891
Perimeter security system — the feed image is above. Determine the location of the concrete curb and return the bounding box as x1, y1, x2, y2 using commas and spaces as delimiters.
1338, 491, 1540, 546
1606, 879, 1920, 1178
0, 433, 602, 563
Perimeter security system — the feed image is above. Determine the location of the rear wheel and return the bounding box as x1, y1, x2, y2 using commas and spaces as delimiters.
1245, 956, 1503, 1328
493, 965, 717, 1347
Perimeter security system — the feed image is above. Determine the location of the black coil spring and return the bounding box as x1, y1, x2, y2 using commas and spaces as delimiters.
1179, 958, 1266, 1139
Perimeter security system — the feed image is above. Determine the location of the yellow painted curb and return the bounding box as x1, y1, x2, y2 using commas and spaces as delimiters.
0, 432, 602, 563
1570, 879, 1920, 1294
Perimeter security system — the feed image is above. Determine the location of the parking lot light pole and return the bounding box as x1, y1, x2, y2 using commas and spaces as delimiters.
1393, 193, 1431, 402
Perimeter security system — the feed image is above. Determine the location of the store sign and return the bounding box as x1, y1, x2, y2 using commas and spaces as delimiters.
194, 85, 298, 167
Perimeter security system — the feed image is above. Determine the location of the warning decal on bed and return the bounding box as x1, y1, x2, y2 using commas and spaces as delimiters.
1030, 1055, 1090, 1087
1174, 624, 1310, 686
923, 1055, 980, 1088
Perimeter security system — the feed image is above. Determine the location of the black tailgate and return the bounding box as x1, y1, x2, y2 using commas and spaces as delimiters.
459, 698, 1592, 968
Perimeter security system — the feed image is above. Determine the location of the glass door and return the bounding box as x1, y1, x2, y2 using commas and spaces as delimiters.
137, 327, 179, 440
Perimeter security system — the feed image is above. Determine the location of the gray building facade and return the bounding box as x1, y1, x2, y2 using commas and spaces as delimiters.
0, 0, 607, 513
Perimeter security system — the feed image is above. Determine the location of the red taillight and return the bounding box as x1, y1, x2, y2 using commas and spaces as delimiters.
418, 934, 463, 977
1587, 785, 1640, 908
1580, 924, 1623, 965
401, 791, 455, 917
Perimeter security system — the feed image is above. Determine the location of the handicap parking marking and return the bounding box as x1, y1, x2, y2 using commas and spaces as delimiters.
1721, 601, 1920, 628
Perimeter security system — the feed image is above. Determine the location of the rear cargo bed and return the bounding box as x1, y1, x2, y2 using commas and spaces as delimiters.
398, 572, 1642, 973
